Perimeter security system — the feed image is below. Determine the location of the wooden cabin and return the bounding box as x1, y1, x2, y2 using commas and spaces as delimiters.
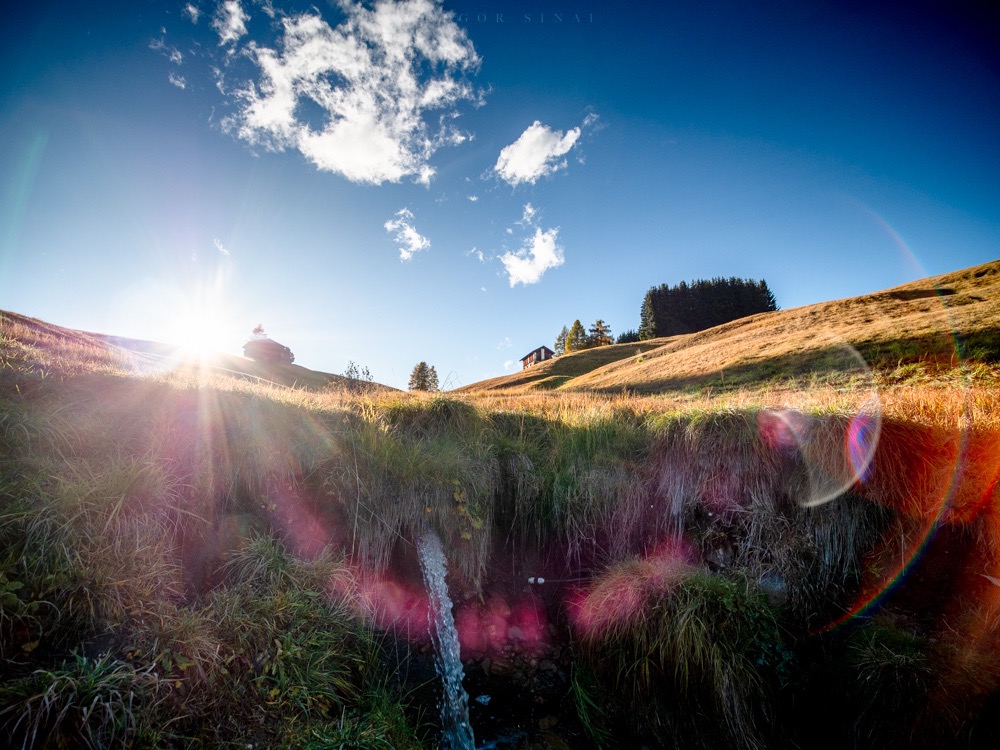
520, 345, 554, 369
243, 337, 294, 364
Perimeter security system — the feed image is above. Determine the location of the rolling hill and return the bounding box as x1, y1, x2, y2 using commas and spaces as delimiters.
0, 310, 391, 393
460, 258, 1000, 395
4, 258, 999, 399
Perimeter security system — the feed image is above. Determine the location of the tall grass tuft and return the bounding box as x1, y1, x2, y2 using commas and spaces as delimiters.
573, 561, 790, 749
324, 394, 500, 590
0, 654, 170, 749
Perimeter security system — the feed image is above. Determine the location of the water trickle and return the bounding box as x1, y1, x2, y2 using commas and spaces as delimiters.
417, 531, 476, 750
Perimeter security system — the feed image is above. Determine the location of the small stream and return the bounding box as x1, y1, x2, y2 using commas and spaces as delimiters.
417, 530, 476, 750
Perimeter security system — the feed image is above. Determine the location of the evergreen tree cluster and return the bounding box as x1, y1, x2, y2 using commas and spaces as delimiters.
408, 361, 439, 391
554, 319, 614, 355
638, 277, 777, 340
616, 329, 640, 344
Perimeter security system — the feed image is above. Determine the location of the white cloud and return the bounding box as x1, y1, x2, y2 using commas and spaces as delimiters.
184, 3, 201, 23
499, 226, 564, 286
219, 0, 481, 185
495, 120, 582, 186
214, 238, 231, 255
467, 194, 478, 202
503, 359, 514, 370
385, 208, 430, 261
465, 246, 484, 262
169, 72, 187, 89
213, 0, 249, 46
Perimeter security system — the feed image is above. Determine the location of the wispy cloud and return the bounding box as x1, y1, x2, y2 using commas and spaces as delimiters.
465, 246, 484, 262
216, 0, 481, 185
385, 208, 430, 261
149, 39, 183, 65
467, 194, 479, 202
213, 0, 249, 46
169, 72, 187, 89
517, 203, 537, 226
214, 238, 231, 255
494, 115, 598, 186
183, 3, 201, 24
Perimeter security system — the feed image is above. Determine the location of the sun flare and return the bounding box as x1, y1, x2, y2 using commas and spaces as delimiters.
170, 306, 234, 360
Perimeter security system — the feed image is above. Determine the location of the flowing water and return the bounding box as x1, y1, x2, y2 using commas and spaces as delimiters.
417, 531, 476, 750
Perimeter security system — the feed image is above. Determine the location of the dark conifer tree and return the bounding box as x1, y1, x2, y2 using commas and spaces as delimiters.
617, 329, 640, 344
639, 295, 657, 340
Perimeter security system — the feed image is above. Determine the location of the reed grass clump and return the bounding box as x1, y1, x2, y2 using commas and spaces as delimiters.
573, 563, 790, 749
0, 653, 171, 749
829, 617, 949, 749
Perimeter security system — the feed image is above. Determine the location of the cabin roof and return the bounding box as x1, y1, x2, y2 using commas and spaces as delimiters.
520, 345, 554, 361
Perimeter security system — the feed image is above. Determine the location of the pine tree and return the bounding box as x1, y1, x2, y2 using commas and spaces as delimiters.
554, 325, 569, 356
409, 362, 428, 390
587, 319, 613, 348
638, 294, 657, 340
408, 361, 440, 391
566, 320, 588, 352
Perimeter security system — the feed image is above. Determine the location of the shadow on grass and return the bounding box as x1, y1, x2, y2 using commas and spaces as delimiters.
602, 331, 1000, 395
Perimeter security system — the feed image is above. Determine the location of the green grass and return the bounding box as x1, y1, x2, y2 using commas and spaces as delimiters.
573, 566, 790, 749
0, 653, 171, 749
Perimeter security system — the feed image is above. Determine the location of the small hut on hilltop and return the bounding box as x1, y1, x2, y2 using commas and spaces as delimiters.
243, 337, 294, 364
520, 346, 554, 369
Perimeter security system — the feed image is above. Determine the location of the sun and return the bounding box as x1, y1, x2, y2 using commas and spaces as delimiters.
170, 306, 233, 360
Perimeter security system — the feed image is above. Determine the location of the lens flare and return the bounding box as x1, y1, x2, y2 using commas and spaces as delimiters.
756, 343, 882, 509
846, 411, 879, 482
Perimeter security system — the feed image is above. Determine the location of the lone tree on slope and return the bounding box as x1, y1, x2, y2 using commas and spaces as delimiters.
587, 319, 614, 348
408, 361, 439, 392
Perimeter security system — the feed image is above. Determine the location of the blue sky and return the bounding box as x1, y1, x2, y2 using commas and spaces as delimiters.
2, 1, 998, 389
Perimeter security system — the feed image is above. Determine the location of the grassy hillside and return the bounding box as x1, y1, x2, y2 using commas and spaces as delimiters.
3, 262, 1000, 748
460, 339, 665, 392
462, 259, 1000, 395
0, 310, 391, 394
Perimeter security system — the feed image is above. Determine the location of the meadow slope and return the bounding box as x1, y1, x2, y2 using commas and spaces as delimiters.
461, 258, 1000, 395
